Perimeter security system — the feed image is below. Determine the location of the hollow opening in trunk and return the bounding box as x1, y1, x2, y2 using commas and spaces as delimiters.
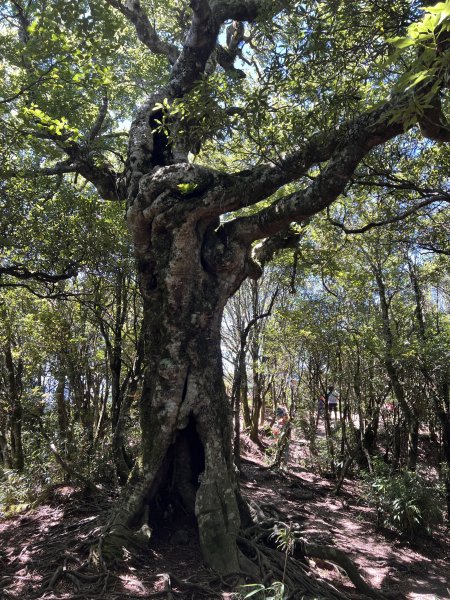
151, 414, 205, 524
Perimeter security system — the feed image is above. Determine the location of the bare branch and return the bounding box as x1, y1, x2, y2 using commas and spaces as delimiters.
2, 162, 77, 178
0, 64, 57, 104
0, 281, 86, 299
418, 243, 450, 255
88, 93, 109, 142
327, 196, 450, 234
104, 0, 178, 63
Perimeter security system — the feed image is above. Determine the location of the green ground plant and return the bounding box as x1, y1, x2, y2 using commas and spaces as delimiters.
239, 581, 286, 600
0, 469, 34, 516
363, 461, 444, 538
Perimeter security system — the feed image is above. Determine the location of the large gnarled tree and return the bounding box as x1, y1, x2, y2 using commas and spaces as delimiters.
2, 0, 450, 577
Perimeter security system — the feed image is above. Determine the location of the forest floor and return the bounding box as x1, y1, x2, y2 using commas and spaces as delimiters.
1, 423, 450, 600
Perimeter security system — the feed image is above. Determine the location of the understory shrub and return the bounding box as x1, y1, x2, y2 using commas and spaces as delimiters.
0, 468, 35, 516
363, 461, 443, 537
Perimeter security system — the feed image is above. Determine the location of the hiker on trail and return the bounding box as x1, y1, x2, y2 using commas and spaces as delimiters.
315, 394, 326, 429
273, 406, 291, 468
326, 386, 339, 420
317, 395, 325, 417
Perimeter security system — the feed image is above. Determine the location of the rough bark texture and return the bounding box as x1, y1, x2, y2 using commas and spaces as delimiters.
109, 211, 248, 571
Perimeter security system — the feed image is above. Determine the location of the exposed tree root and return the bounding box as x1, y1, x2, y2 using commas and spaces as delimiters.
304, 543, 389, 599
86, 514, 391, 600
238, 535, 350, 599
42, 563, 109, 595
238, 518, 393, 600
89, 522, 151, 569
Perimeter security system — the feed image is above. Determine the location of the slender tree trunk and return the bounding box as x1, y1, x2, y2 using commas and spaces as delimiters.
439, 410, 450, 520
406, 418, 419, 471
372, 262, 418, 470
112, 359, 142, 483
55, 365, 72, 462
250, 370, 263, 445
4, 342, 24, 472
408, 257, 450, 516
240, 367, 251, 429
232, 334, 248, 466
0, 431, 12, 468
96, 277, 135, 484
392, 407, 402, 471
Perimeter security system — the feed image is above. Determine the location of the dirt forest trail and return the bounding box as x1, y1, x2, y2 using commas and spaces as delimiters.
271, 412, 450, 600
1, 418, 449, 600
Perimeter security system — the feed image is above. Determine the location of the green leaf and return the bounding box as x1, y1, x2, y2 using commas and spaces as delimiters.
387, 36, 416, 48
177, 183, 198, 195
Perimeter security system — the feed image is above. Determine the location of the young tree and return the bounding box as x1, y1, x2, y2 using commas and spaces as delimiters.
2, 0, 450, 575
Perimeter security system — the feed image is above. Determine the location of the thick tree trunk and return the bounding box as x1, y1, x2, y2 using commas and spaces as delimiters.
115, 308, 244, 573
103, 199, 253, 575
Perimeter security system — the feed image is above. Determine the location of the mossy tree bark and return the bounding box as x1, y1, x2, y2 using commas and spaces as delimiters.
106, 190, 254, 572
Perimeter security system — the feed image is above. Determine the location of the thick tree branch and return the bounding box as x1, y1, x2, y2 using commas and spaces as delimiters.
215, 21, 246, 78
11, 0, 31, 43
211, 0, 287, 22
328, 196, 450, 234
66, 145, 125, 200
0, 262, 78, 283
139, 2, 282, 118
88, 93, 109, 142
104, 0, 178, 63
253, 226, 306, 267
198, 95, 415, 219
5, 135, 125, 200
124, 0, 288, 194
219, 107, 407, 244
419, 91, 450, 142
167, 0, 218, 97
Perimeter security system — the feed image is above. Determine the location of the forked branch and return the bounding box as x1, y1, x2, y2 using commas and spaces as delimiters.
104, 0, 178, 63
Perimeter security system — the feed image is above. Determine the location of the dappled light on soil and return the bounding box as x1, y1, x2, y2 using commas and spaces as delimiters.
0, 431, 449, 599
